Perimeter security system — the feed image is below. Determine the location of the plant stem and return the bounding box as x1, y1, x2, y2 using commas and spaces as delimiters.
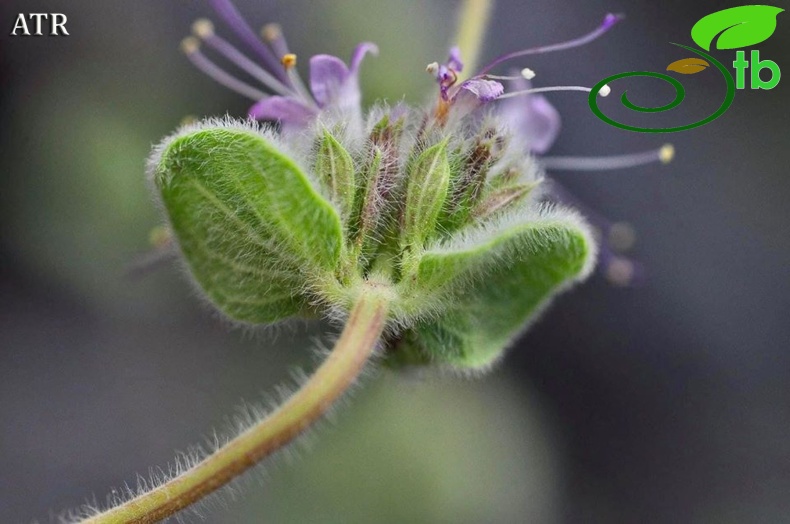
454, 0, 495, 78
83, 286, 390, 524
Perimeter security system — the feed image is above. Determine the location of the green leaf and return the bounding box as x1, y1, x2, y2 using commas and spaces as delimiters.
152, 124, 343, 323
393, 209, 595, 370
691, 6, 784, 51
400, 140, 451, 269
315, 129, 356, 220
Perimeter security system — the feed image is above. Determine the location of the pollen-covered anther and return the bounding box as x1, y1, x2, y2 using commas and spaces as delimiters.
521, 68, 536, 80
281, 53, 297, 69
426, 62, 440, 75
598, 84, 611, 97
180, 36, 200, 55
261, 23, 282, 42
192, 18, 215, 39
659, 144, 675, 164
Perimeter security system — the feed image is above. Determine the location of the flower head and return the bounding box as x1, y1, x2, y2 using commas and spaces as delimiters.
155, 1, 673, 371
183, 0, 377, 131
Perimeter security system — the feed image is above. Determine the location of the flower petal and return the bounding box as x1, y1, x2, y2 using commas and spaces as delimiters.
309, 54, 350, 107
459, 78, 504, 102
517, 94, 561, 153
500, 78, 561, 154
448, 78, 504, 120
249, 96, 316, 126
349, 42, 379, 73
447, 46, 464, 72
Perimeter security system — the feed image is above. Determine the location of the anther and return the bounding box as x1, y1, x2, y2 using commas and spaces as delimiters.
281, 53, 297, 70
261, 23, 282, 42
180, 36, 200, 55
521, 68, 536, 80
192, 18, 215, 39
659, 144, 675, 164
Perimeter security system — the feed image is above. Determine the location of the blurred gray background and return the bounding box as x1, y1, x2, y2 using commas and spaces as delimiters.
1, 1, 788, 522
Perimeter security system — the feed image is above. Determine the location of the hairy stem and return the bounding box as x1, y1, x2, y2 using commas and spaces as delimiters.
83, 286, 390, 523
454, 0, 495, 77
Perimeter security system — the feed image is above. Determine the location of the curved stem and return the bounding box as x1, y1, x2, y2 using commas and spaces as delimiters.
83, 286, 390, 523
454, 0, 495, 79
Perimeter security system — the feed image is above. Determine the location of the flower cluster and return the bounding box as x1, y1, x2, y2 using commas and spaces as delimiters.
153, 0, 671, 370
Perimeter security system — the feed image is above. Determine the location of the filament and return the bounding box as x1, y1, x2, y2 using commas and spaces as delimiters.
540, 144, 675, 171
478, 13, 624, 75
192, 19, 292, 97
182, 37, 268, 101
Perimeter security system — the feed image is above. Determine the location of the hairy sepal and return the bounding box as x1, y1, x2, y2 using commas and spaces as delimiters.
400, 139, 451, 273
392, 206, 596, 371
315, 129, 356, 221
151, 121, 344, 324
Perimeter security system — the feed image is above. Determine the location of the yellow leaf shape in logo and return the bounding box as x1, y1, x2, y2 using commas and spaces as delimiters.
666, 57, 710, 74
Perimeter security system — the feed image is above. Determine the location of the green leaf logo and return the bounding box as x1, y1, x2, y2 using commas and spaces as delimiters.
691, 5, 784, 51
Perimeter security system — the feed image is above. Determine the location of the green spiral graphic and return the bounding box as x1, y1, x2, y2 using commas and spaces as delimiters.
588, 43, 736, 133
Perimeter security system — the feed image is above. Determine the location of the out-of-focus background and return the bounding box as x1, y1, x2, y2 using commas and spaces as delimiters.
1, 1, 788, 522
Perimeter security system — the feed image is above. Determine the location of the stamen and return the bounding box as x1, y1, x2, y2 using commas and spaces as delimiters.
484, 68, 536, 81
426, 62, 440, 75
181, 37, 269, 101
207, 0, 289, 83
539, 144, 675, 171
261, 23, 290, 58
281, 54, 318, 108
478, 13, 625, 75
192, 19, 292, 97
498, 85, 605, 99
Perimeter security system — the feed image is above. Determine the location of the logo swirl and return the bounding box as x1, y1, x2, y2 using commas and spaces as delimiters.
588, 44, 736, 133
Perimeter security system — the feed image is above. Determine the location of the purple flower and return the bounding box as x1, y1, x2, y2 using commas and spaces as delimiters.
246, 43, 378, 128
309, 43, 379, 114
182, 0, 377, 128
180, 3, 670, 286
